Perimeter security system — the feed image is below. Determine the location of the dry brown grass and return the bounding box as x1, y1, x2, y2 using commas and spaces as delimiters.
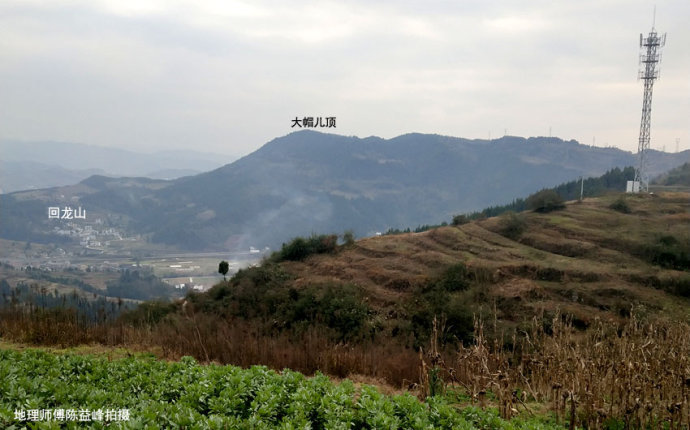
0, 305, 421, 387
285, 192, 690, 330
419, 311, 690, 428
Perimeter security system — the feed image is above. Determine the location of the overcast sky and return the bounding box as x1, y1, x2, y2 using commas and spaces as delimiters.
1, 0, 688, 157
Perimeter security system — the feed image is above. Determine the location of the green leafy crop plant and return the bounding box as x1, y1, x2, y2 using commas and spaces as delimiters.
0, 348, 566, 429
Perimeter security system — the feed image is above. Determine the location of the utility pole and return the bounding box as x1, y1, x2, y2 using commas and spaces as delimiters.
579, 176, 584, 201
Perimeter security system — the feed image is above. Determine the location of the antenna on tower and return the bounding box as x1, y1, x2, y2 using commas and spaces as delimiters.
632, 13, 666, 193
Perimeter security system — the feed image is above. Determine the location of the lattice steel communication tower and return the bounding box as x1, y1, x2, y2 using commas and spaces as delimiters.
634, 20, 666, 192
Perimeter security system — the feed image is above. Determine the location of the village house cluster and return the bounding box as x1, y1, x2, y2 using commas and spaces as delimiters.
52, 221, 126, 249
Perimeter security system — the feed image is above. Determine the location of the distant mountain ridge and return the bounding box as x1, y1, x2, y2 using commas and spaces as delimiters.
1, 130, 689, 251
0, 160, 107, 194
0, 140, 235, 193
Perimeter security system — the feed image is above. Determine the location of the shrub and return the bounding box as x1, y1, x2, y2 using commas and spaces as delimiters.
276, 234, 338, 261
279, 237, 308, 261
200, 263, 370, 341
120, 301, 178, 325
407, 281, 474, 347
106, 269, 177, 301
658, 235, 678, 247
319, 284, 369, 340
640, 235, 690, 271
437, 263, 470, 292
609, 197, 631, 214
526, 189, 565, 213
451, 214, 469, 226
671, 277, 690, 297
498, 212, 526, 240
271, 283, 370, 341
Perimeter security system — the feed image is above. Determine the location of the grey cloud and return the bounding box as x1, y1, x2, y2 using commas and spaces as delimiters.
0, 0, 688, 156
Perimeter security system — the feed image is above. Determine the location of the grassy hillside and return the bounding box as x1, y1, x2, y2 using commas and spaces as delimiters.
1, 191, 689, 428
4, 191, 687, 354
275, 191, 690, 329
98, 191, 688, 381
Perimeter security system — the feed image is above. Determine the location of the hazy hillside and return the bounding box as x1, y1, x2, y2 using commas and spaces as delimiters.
2, 131, 689, 251
0, 140, 233, 192
0, 160, 106, 194
653, 162, 690, 187
105, 131, 690, 250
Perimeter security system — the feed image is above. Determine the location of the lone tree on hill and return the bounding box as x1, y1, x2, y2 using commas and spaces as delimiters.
218, 260, 229, 281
